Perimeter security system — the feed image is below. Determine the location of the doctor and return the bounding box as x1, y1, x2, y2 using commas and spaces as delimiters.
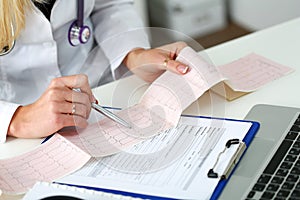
0, 0, 189, 143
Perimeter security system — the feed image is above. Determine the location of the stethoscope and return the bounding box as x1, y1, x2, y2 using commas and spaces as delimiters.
0, 0, 91, 56
68, 0, 91, 46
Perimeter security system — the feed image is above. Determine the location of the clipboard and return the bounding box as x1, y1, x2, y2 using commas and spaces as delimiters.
43, 112, 260, 200
208, 118, 259, 200
181, 115, 260, 200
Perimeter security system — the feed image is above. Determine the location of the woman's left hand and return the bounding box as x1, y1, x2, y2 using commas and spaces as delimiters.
123, 42, 190, 82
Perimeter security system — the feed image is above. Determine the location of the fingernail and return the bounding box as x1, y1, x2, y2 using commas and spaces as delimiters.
177, 65, 189, 74
92, 95, 98, 104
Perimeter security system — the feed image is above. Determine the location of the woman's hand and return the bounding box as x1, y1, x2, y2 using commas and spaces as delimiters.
8, 74, 96, 139
123, 41, 190, 82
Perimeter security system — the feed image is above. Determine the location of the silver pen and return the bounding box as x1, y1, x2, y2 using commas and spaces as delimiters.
73, 88, 131, 128
91, 102, 132, 129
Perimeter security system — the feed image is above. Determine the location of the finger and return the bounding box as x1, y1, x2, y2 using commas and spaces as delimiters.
72, 75, 95, 103
47, 110, 88, 132
47, 87, 92, 117
66, 88, 91, 105
165, 60, 190, 75
70, 89, 92, 117
50, 74, 95, 102
57, 102, 90, 119
69, 103, 89, 119
61, 114, 89, 128
158, 41, 187, 51
158, 42, 188, 55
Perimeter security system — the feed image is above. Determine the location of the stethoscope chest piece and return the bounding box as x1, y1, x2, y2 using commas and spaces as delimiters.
68, 21, 91, 46
68, 0, 91, 47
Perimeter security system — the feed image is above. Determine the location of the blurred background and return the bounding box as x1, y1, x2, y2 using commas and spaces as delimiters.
133, 0, 300, 49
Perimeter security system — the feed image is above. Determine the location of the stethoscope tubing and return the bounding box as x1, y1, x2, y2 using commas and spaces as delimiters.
77, 0, 84, 27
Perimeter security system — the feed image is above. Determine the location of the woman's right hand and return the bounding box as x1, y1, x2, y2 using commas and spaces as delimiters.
7, 74, 96, 139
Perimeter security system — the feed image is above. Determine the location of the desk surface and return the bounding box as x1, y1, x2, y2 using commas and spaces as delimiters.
93, 17, 300, 119
204, 17, 300, 117
1, 17, 300, 199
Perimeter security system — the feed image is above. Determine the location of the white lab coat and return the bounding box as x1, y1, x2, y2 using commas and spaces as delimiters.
0, 0, 150, 143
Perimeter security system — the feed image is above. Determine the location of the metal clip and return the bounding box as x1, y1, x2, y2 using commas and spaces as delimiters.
207, 139, 246, 179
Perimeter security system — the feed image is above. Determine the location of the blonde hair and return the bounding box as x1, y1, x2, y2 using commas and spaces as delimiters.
0, 0, 45, 51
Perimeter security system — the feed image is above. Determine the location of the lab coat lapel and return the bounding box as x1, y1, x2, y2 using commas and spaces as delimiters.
51, 0, 95, 31
18, 1, 53, 43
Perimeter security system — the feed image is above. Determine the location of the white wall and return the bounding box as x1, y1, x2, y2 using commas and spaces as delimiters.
229, 0, 300, 30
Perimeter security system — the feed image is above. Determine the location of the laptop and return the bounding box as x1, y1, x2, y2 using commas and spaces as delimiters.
219, 104, 300, 200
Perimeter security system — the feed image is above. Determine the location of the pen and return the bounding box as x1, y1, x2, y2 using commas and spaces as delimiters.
91, 102, 132, 129
72, 88, 131, 128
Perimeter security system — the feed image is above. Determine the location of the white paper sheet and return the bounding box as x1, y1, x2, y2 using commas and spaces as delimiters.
0, 134, 91, 194
23, 182, 143, 200
58, 116, 252, 200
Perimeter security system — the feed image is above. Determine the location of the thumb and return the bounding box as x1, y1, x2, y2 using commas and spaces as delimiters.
165, 60, 190, 75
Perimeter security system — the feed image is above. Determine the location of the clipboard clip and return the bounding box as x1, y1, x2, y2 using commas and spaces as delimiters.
207, 139, 246, 179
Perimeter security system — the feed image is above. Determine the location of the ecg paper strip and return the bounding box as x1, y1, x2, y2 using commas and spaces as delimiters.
62, 48, 294, 158
0, 134, 91, 194
62, 47, 224, 157
218, 53, 294, 92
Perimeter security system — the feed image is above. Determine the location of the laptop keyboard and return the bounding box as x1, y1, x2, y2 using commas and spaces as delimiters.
246, 114, 300, 200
